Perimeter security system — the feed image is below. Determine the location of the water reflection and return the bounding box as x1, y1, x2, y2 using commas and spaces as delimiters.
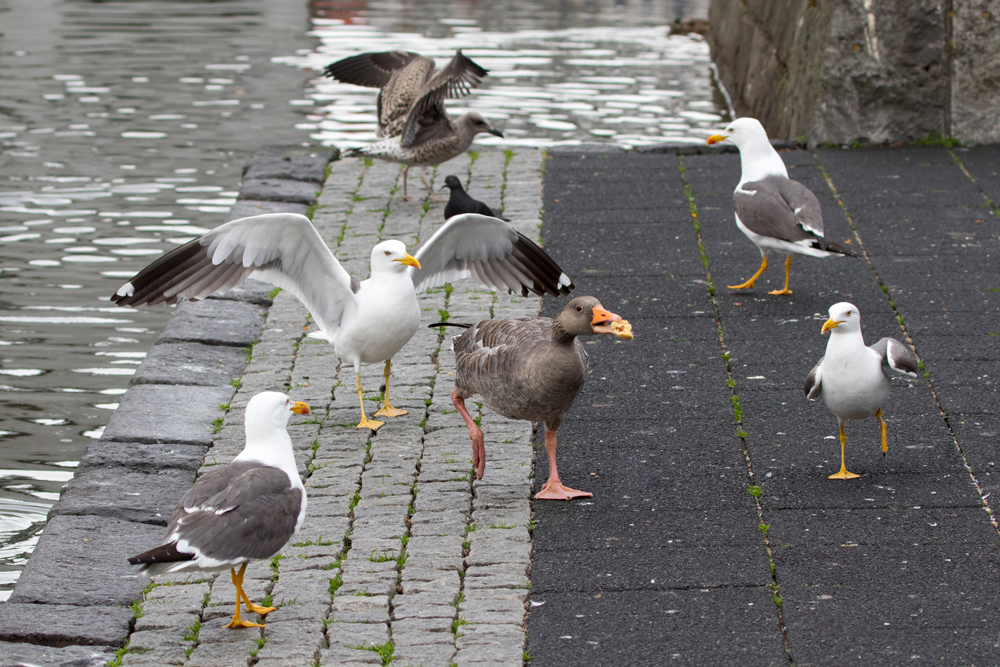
0, 0, 313, 600
285, 0, 723, 150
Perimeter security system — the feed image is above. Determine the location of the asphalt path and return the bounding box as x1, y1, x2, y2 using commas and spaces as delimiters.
527, 146, 1000, 666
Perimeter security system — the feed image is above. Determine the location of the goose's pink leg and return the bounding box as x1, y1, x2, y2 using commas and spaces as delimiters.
535, 430, 592, 501
452, 391, 485, 479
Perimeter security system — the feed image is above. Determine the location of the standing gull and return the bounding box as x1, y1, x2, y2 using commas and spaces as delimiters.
112, 212, 573, 431
442, 174, 504, 220
325, 49, 502, 201
440, 296, 632, 500
706, 118, 855, 294
805, 302, 920, 479
128, 392, 310, 629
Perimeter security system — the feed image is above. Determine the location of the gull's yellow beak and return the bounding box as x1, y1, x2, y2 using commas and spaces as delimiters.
290, 401, 311, 415
394, 253, 421, 269
706, 134, 726, 145
821, 318, 842, 334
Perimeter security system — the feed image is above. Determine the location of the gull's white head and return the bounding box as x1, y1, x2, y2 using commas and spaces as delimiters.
706, 117, 769, 149
706, 117, 787, 184
371, 240, 421, 274
822, 302, 861, 335
245, 391, 310, 431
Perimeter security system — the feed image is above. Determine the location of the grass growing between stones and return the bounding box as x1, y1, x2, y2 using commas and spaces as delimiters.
349, 641, 397, 665
678, 155, 792, 664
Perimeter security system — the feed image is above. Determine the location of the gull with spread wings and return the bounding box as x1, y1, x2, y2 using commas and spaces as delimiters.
112, 212, 573, 430
324, 49, 502, 200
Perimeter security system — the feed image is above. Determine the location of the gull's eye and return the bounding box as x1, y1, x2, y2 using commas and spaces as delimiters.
846, 311, 852, 316
384, 250, 391, 257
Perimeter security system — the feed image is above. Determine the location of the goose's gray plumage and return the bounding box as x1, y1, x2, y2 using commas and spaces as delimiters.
325, 49, 501, 200
804, 302, 919, 479
127, 392, 310, 629
707, 117, 855, 294
447, 296, 627, 500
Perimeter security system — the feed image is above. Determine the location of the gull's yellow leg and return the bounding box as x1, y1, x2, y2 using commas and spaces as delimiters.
877, 408, 888, 456
728, 256, 768, 290
829, 423, 860, 480
355, 373, 385, 431
222, 564, 265, 629
232, 563, 276, 616
768, 256, 793, 295
374, 359, 407, 418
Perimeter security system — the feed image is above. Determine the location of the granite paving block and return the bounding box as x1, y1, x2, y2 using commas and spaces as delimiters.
157, 299, 266, 347
131, 342, 249, 386
242, 146, 337, 183
49, 465, 195, 525
101, 384, 236, 445
77, 442, 207, 473
239, 177, 321, 205
0, 603, 134, 647
9, 515, 160, 607
0, 641, 117, 667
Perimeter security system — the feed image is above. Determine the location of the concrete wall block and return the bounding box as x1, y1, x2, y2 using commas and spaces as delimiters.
101, 385, 236, 445
0, 603, 134, 646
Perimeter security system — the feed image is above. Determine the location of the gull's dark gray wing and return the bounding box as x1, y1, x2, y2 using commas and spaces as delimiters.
736, 176, 854, 255
870, 337, 920, 377
804, 358, 823, 399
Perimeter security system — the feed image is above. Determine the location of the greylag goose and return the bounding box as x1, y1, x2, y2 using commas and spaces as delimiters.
128, 392, 310, 629
442, 174, 505, 220
805, 302, 920, 479
324, 49, 501, 200
112, 212, 573, 431
706, 118, 855, 294
444, 296, 632, 500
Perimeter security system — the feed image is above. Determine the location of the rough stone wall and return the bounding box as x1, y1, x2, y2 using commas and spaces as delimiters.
709, 0, 997, 145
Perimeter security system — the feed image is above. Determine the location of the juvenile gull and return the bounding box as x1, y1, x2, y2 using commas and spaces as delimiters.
127, 392, 310, 629
439, 296, 631, 500
325, 49, 501, 200
112, 212, 573, 431
442, 174, 505, 220
706, 118, 855, 294
805, 302, 920, 479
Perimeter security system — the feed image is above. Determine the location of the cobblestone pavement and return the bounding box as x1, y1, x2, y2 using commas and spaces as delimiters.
121, 151, 544, 667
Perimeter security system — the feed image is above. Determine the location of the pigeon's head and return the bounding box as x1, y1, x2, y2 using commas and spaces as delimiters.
245, 391, 310, 431
707, 117, 768, 149
461, 112, 504, 139
372, 239, 420, 274
822, 302, 861, 335
442, 175, 463, 191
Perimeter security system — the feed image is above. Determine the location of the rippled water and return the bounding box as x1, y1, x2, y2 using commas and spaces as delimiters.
285, 0, 724, 149
0, 0, 717, 600
0, 0, 314, 601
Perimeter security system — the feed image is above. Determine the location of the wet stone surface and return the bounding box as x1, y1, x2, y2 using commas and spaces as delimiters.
115, 152, 541, 666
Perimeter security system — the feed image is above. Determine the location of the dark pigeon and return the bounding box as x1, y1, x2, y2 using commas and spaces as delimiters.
442, 175, 506, 220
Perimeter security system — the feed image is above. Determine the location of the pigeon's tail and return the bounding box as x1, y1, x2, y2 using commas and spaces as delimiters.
428, 322, 472, 329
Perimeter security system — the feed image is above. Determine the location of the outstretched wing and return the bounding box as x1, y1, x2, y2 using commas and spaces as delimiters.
112, 213, 357, 338
409, 214, 574, 297
322, 51, 423, 89
400, 50, 488, 148
870, 337, 920, 377
804, 359, 823, 399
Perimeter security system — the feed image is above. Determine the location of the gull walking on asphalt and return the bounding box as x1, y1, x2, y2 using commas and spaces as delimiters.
805, 302, 920, 479
707, 118, 855, 294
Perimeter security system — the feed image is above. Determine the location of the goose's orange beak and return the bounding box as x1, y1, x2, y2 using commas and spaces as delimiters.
706, 134, 726, 145
290, 401, 310, 415
821, 318, 842, 334
591, 306, 623, 334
